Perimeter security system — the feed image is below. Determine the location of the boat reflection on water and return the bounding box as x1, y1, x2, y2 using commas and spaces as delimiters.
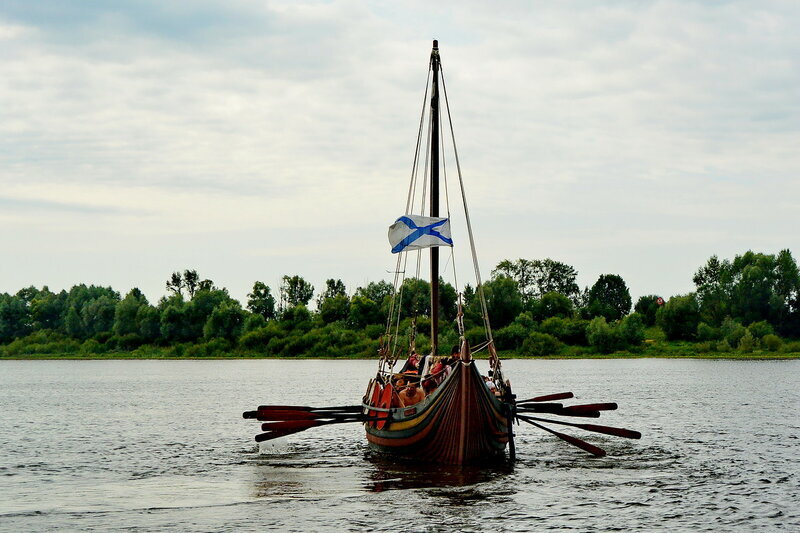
362, 451, 514, 492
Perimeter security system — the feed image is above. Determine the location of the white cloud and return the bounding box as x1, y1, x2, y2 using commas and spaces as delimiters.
1, 1, 799, 303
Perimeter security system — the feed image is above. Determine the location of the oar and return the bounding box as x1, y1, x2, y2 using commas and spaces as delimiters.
244, 406, 362, 419
512, 402, 563, 413
517, 417, 606, 457
256, 404, 362, 412
516, 405, 601, 418
260, 417, 380, 432
517, 414, 641, 439
244, 409, 365, 421
561, 402, 617, 414
517, 392, 574, 403
254, 427, 309, 442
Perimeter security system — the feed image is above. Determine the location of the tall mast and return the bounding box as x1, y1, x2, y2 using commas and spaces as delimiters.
429, 39, 440, 357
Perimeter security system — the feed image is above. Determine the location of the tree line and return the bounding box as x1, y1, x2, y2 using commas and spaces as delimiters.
2, 249, 799, 357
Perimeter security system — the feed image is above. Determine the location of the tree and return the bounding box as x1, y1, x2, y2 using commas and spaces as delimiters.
317, 279, 346, 308
247, 281, 276, 320
81, 296, 118, 337
634, 295, 662, 326
30, 287, 67, 331
203, 301, 245, 340
529, 291, 573, 321
469, 276, 523, 329
586, 274, 632, 321
136, 305, 162, 342
656, 294, 701, 341
166, 272, 184, 297
184, 270, 199, 299
355, 281, 393, 306
0, 293, 31, 342
320, 294, 350, 324
280, 275, 314, 309
114, 289, 148, 336
348, 295, 382, 328
493, 258, 580, 304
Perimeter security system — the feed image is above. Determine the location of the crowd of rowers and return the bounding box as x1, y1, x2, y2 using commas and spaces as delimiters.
385, 345, 501, 408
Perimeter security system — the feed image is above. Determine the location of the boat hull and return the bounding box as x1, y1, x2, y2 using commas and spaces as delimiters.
364, 361, 509, 465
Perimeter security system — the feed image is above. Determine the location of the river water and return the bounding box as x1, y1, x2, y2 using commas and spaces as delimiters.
1, 359, 798, 532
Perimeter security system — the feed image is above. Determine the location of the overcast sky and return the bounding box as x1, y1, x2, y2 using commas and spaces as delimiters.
1, 0, 799, 306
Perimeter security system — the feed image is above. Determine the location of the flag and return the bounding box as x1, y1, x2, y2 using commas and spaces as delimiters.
388, 215, 453, 254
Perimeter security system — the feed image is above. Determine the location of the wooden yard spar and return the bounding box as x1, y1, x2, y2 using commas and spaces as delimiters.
243, 41, 640, 464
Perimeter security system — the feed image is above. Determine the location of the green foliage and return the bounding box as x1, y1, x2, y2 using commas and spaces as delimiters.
657, 294, 701, 341
586, 317, 621, 353
203, 302, 245, 340
693, 250, 800, 336
494, 323, 529, 350
0, 293, 32, 342
399, 278, 431, 317
696, 322, 722, 342
618, 313, 646, 346
529, 292, 573, 321
243, 313, 267, 333
470, 276, 523, 329
737, 330, 756, 353
317, 279, 346, 307
747, 320, 774, 339
354, 281, 393, 306
634, 295, 662, 326
319, 294, 350, 324
136, 306, 161, 342
114, 289, 147, 336
493, 258, 580, 304
586, 274, 632, 321
280, 275, 314, 309
348, 295, 382, 328
762, 334, 782, 352
522, 332, 563, 356
539, 317, 588, 346
30, 288, 67, 331
247, 281, 276, 320
720, 317, 747, 347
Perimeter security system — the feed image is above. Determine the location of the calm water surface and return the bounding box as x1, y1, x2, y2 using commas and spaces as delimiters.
1, 359, 798, 531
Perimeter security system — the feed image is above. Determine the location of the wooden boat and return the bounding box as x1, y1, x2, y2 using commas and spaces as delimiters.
243, 41, 641, 464
360, 40, 513, 464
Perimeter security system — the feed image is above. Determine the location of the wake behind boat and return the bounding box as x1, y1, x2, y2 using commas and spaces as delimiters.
244, 41, 640, 464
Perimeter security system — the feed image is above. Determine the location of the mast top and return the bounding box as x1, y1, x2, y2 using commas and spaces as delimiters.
432, 39, 438, 49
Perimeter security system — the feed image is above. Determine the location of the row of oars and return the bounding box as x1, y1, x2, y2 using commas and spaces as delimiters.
513, 392, 641, 457
242, 404, 373, 442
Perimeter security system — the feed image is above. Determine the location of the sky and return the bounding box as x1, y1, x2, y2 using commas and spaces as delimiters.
1, 0, 799, 307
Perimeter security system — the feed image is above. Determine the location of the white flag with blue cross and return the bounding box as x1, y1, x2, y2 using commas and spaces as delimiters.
388, 215, 453, 254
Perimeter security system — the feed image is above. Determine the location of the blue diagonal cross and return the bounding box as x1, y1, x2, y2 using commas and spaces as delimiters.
392, 216, 453, 253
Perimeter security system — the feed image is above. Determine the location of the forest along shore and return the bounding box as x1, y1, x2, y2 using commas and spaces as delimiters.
3, 251, 800, 360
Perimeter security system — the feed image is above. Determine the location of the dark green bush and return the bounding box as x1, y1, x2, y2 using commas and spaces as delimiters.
521, 332, 563, 356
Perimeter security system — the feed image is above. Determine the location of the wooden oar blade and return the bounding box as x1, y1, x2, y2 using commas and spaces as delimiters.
260, 417, 374, 432
256, 404, 362, 412
517, 416, 606, 457
563, 402, 617, 413
254, 410, 325, 421
520, 415, 641, 439
254, 427, 308, 442
553, 429, 607, 457
518, 392, 574, 403
252, 409, 362, 421
582, 423, 641, 440
261, 419, 325, 431
515, 403, 564, 413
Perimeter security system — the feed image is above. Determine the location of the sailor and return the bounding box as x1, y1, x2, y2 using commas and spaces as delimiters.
398, 381, 426, 406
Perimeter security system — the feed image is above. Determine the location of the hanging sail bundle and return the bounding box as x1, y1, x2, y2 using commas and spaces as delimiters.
388, 215, 453, 254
